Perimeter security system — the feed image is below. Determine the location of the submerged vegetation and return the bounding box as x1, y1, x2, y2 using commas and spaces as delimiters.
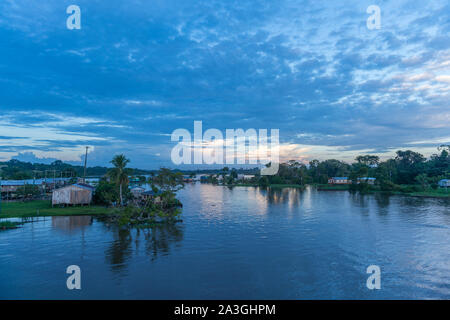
0, 220, 22, 230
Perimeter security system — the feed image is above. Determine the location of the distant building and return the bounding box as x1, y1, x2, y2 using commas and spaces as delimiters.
438, 179, 450, 188
328, 177, 352, 184
52, 183, 95, 206
243, 175, 255, 180
357, 177, 376, 185
140, 190, 162, 203
0, 178, 69, 193
130, 186, 145, 198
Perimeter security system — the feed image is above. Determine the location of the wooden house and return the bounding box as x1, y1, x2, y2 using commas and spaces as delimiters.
52, 183, 95, 206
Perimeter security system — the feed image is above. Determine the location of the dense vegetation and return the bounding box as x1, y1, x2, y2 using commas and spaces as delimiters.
0, 159, 152, 180
204, 146, 449, 196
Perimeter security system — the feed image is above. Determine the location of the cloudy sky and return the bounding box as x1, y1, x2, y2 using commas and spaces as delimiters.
0, 0, 449, 169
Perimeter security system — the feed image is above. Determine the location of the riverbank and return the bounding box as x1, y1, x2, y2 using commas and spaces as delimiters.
226, 183, 306, 189
0, 200, 113, 218
314, 184, 449, 198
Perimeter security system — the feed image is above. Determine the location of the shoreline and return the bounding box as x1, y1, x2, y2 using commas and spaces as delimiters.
1, 184, 448, 219
314, 184, 449, 198
0, 200, 113, 219
219, 183, 449, 198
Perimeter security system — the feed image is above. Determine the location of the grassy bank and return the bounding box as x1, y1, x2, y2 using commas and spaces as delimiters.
314, 184, 449, 198
0, 200, 113, 218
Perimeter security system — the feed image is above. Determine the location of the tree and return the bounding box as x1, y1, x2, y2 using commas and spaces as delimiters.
415, 173, 429, 190
355, 155, 380, 166
108, 154, 133, 206
93, 179, 118, 205
395, 150, 426, 184
152, 168, 184, 193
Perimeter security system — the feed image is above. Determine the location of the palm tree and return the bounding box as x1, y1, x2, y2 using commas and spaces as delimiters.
108, 154, 132, 206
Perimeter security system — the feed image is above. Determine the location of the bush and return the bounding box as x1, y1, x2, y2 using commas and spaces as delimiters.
379, 180, 396, 191
93, 180, 118, 205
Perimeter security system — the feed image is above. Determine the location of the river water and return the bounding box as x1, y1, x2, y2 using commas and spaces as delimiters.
0, 184, 449, 299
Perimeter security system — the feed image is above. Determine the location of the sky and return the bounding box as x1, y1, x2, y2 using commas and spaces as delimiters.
0, 0, 449, 169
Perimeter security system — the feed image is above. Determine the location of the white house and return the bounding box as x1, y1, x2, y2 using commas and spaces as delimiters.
438, 179, 450, 188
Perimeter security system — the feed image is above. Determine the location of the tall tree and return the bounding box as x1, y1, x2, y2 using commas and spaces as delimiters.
108, 154, 132, 206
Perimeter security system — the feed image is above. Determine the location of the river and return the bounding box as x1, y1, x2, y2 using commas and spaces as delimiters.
0, 184, 449, 299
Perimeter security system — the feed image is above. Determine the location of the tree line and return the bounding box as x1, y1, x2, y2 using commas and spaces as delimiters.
207, 146, 449, 192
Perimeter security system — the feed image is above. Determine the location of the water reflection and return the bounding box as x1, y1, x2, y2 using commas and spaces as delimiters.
105, 228, 133, 273
51, 216, 93, 233
142, 224, 184, 260
263, 187, 304, 209
104, 223, 184, 273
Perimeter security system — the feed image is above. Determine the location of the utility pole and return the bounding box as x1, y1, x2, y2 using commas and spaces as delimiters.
83, 146, 89, 183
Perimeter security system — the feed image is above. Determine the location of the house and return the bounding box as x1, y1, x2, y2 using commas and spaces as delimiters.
140, 190, 162, 203
243, 174, 255, 180
328, 177, 352, 184
52, 183, 95, 206
130, 186, 145, 198
0, 180, 38, 193
438, 179, 450, 188
357, 177, 376, 185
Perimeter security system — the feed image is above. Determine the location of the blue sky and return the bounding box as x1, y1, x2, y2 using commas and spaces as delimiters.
0, 0, 449, 169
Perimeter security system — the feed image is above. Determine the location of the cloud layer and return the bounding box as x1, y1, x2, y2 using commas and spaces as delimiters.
0, 0, 449, 168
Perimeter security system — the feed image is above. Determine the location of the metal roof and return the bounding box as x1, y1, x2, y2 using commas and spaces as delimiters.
0, 178, 70, 186
73, 183, 95, 190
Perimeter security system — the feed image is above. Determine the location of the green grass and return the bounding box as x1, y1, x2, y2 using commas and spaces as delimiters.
0, 200, 113, 218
